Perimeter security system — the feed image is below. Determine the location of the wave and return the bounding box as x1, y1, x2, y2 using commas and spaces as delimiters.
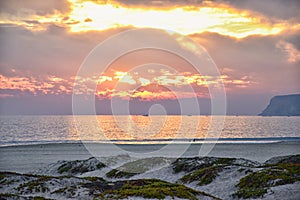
1, 137, 300, 147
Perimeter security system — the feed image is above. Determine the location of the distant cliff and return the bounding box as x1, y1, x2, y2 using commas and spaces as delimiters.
259, 94, 300, 116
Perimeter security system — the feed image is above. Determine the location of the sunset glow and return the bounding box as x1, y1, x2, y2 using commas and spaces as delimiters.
0, 69, 255, 100
67, 0, 286, 38
1, 0, 298, 39
0, 0, 299, 115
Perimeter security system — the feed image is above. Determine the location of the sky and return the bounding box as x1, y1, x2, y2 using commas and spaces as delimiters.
0, 0, 299, 115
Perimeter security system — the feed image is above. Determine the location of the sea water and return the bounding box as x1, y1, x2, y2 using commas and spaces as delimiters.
0, 115, 299, 146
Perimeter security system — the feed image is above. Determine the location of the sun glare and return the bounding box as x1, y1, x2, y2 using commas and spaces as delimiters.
66, 0, 285, 38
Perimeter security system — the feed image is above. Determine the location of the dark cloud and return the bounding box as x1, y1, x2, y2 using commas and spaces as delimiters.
107, 0, 300, 21
0, 0, 70, 17
190, 31, 300, 95
226, 0, 300, 21
98, 0, 206, 7
284, 33, 300, 50
0, 24, 126, 78
46, 24, 67, 34
0, 22, 299, 114
22, 20, 41, 25
84, 18, 93, 23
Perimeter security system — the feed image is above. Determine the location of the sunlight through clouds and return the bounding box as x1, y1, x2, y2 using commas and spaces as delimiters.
0, 0, 298, 115
114, 71, 136, 85
1, 0, 295, 39
0, 70, 254, 98
66, 0, 287, 38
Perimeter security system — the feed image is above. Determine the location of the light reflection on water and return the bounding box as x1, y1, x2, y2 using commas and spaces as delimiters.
0, 115, 299, 145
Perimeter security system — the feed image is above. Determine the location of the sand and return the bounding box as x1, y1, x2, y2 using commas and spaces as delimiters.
1, 141, 299, 173
1, 142, 299, 200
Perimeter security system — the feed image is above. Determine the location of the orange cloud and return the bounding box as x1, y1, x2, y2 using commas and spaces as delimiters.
0, 67, 255, 99
0, 74, 73, 96
114, 71, 136, 85
66, 0, 289, 38
131, 84, 177, 100
1, 0, 298, 39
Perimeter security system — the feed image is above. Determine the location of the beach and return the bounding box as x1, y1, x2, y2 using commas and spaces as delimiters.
1, 115, 300, 199
1, 0, 300, 198
1, 141, 300, 173
1, 142, 300, 199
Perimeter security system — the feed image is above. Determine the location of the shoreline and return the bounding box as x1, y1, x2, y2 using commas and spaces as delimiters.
1, 136, 300, 147
1, 141, 300, 173
1, 142, 299, 199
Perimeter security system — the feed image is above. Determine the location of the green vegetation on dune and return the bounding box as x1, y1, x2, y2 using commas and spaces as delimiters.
116, 157, 173, 174
180, 165, 223, 186
1, 155, 299, 200
0, 173, 5, 180
0, 193, 18, 198
100, 179, 219, 200
57, 163, 73, 174
33, 196, 53, 200
177, 157, 236, 186
57, 158, 106, 174
83, 176, 106, 182
212, 158, 236, 166
0, 193, 54, 200
106, 168, 139, 178
17, 178, 49, 193
234, 163, 300, 199
0, 177, 19, 186
172, 157, 236, 174
51, 187, 68, 194
172, 158, 210, 173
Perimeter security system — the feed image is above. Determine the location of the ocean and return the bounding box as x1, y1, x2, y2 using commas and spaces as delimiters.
1, 115, 299, 146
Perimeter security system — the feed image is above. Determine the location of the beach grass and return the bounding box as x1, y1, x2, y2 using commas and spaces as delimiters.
100, 179, 220, 200
234, 163, 300, 198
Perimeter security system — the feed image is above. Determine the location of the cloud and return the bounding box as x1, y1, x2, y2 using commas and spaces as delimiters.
0, 0, 299, 115
1, 24, 298, 98
190, 32, 300, 94
64, 0, 291, 38
226, 0, 300, 21
114, 71, 136, 85
1, 0, 298, 39
0, 24, 128, 79
276, 40, 300, 63
84, 0, 207, 9
138, 77, 150, 86
0, 0, 70, 16
0, 71, 74, 97
84, 18, 93, 23
111, 0, 300, 21
0, 65, 255, 100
